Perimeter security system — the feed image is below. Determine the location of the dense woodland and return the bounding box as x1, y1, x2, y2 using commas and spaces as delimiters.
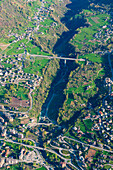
30, 58, 60, 118
57, 62, 104, 124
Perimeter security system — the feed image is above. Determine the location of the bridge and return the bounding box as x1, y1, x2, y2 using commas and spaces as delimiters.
28, 54, 85, 61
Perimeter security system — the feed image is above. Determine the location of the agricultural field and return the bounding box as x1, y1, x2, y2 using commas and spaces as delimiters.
70, 9, 112, 63
78, 53, 104, 63
0, 84, 29, 104
2, 39, 51, 56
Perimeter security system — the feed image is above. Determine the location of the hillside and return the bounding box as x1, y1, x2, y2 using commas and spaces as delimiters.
0, 0, 41, 38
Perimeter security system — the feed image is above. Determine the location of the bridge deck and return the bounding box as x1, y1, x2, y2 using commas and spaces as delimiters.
30, 54, 85, 61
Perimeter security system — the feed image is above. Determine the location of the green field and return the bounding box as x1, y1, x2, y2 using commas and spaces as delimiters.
0, 84, 29, 103
23, 57, 49, 75
2, 39, 51, 56
3, 39, 27, 55
36, 167, 47, 170
70, 11, 110, 63
78, 53, 103, 63
84, 119, 93, 131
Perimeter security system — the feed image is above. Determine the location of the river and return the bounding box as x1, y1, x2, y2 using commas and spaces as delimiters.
41, 0, 90, 121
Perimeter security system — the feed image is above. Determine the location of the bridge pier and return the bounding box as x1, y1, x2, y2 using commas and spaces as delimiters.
64, 59, 66, 66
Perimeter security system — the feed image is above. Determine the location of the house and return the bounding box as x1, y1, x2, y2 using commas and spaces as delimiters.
6, 157, 18, 164
60, 162, 66, 168
0, 117, 4, 123
103, 25, 107, 29
9, 116, 13, 122
99, 111, 103, 116
19, 148, 25, 160
18, 133, 24, 139
1, 129, 7, 137
5, 148, 10, 157
10, 128, 16, 135
85, 116, 90, 119
85, 149, 96, 161
0, 158, 5, 167
105, 77, 113, 86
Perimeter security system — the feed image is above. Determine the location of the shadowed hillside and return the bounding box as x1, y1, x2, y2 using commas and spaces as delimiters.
53, 0, 90, 56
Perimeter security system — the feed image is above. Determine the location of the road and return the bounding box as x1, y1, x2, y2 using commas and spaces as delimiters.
0, 138, 80, 169
0, 138, 71, 161
103, 164, 113, 168
27, 122, 53, 128
1, 132, 113, 170
50, 142, 84, 170
27, 88, 33, 112
61, 136, 113, 153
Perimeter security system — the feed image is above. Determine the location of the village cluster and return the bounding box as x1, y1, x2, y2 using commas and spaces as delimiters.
0, 54, 42, 87
94, 18, 113, 43
0, 54, 42, 112
0, 141, 39, 168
